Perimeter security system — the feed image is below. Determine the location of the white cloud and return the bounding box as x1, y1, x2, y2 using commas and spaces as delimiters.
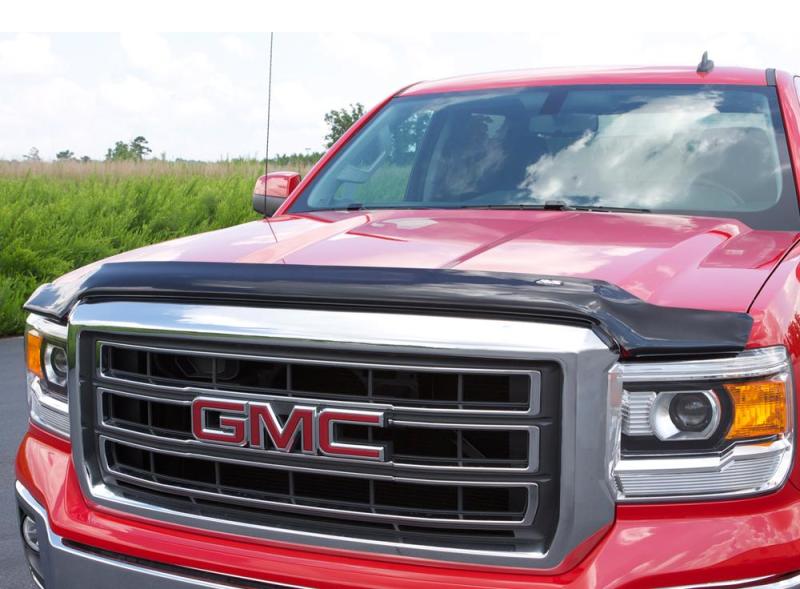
177, 96, 215, 118
100, 75, 160, 113
2, 32, 800, 162
119, 32, 175, 76
220, 34, 254, 59
0, 33, 58, 75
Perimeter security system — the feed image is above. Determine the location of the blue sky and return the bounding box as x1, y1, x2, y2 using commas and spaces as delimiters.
1, 32, 799, 161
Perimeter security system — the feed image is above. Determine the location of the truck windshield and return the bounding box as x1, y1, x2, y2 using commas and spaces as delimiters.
290, 84, 798, 230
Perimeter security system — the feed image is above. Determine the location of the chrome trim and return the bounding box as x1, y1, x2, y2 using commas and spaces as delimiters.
69, 300, 619, 568
659, 573, 800, 588
44, 343, 68, 387
620, 346, 789, 382
621, 390, 656, 436
97, 340, 542, 417
615, 346, 795, 502
25, 314, 71, 438
317, 407, 387, 461
615, 438, 793, 501
99, 436, 537, 529
28, 374, 70, 436
15, 481, 309, 589
97, 386, 540, 473
27, 313, 68, 342
650, 390, 721, 441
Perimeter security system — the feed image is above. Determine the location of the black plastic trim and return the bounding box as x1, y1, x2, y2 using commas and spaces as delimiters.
766, 68, 777, 86
24, 262, 753, 358
252, 193, 285, 217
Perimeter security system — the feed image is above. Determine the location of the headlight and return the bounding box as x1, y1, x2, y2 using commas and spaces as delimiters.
24, 315, 69, 437
612, 346, 793, 501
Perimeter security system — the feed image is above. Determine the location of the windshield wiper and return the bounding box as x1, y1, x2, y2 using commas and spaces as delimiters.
310, 201, 651, 214
457, 201, 566, 210
567, 204, 651, 213
310, 203, 435, 212
458, 201, 651, 213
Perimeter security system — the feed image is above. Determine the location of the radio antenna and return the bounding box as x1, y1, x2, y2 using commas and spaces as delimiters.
264, 32, 274, 187
262, 32, 280, 245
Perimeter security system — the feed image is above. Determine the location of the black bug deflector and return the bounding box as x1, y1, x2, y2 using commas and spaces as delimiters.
24, 261, 752, 358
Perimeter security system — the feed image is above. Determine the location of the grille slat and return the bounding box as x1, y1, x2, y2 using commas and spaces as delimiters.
102, 437, 536, 528
101, 342, 540, 415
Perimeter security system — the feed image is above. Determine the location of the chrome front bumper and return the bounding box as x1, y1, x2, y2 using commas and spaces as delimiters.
15, 481, 300, 589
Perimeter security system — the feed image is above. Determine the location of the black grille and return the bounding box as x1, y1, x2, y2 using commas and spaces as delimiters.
102, 344, 534, 412
104, 439, 531, 524
81, 335, 562, 553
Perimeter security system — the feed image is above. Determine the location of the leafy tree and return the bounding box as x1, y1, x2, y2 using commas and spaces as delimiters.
324, 103, 364, 148
80, 156, 91, 163
130, 136, 152, 160
56, 150, 75, 160
105, 136, 152, 161
105, 141, 132, 161
23, 147, 41, 161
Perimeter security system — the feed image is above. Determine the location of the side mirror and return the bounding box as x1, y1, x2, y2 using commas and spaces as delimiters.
252, 172, 301, 217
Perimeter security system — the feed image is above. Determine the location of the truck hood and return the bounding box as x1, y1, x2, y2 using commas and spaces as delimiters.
95, 209, 799, 313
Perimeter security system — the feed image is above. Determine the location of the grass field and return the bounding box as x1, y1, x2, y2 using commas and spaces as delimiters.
0, 159, 312, 336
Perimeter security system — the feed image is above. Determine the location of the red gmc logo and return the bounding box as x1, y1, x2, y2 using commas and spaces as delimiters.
191, 397, 387, 461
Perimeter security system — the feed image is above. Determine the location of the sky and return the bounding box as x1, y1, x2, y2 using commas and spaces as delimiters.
1, 32, 800, 162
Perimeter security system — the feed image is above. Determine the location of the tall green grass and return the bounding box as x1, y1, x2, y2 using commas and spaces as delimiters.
0, 160, 310, 336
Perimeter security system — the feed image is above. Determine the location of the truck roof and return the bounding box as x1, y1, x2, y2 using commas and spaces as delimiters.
400, 65, 774, 96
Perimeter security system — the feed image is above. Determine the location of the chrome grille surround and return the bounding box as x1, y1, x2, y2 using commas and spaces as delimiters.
69, 301, 618, 569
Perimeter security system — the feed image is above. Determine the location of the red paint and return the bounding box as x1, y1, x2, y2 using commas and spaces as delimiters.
190, 399, 385, 459
19, 66, 800, 586
248, 403, 315, 453
96, 209, 799, 313
317, 410, 384, 460
400, 66, 769, 96
253, 171, 301, 199
191, 398, 247, 445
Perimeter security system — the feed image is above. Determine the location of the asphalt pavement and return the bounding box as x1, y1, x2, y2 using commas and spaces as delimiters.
0, 337, 36, 588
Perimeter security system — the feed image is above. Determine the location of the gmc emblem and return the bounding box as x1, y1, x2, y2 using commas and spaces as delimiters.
191, 397, 388, 461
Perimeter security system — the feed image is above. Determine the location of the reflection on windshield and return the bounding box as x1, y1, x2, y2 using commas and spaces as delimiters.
518, 92, 780, 211
291, 84, 796, 229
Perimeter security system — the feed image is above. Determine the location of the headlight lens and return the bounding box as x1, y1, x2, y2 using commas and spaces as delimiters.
24, 315, 69, 437
669, 392, 714, 431
613, 346, 793, 501
44, 344, 68, 388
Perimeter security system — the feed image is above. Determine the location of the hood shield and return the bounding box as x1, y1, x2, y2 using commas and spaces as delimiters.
24, 261, 752, 358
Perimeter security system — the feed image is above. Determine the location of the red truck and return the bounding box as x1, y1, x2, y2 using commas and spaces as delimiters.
15, 62, 800, 589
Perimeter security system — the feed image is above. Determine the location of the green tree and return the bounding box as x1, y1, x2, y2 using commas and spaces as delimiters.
56, 150, 75, 160
324, 103, 364, 148
80, 155, 91, 163
105, 136, 152, 161
130, 136, 152, 160
105, 141, 132, 161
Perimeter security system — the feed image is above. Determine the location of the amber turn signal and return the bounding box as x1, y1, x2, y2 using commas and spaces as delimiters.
25, 330, 44, 379
725, 380, 787, 440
